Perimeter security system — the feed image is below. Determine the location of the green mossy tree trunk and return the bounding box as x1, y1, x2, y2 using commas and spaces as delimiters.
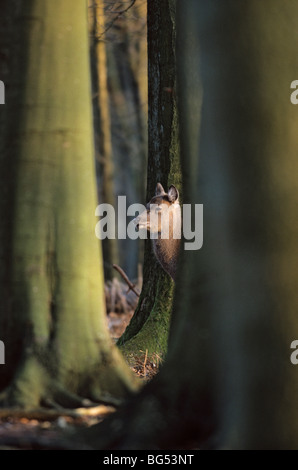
117, 0, 181, 366
0, 0, 137, 410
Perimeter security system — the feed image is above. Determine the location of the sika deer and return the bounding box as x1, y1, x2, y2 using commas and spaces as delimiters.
134, 183, 181, 281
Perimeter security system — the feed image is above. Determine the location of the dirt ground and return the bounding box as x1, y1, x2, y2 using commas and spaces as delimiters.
0, 278, 160, 449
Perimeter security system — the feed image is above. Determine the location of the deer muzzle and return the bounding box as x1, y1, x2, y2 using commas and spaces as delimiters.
133, 211, 149, 230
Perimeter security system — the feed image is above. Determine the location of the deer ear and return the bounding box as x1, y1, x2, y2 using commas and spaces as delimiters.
155, 182, 165, 196
168, 185, 179, 203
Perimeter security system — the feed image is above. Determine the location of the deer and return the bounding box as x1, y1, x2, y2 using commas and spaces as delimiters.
133, 183, 181, 281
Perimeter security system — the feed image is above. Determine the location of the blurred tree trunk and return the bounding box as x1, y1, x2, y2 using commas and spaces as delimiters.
89, 0, 119, 280
76, 0, 298, 450
88, 1, 148, 279
106, 1, 148, 279
106, 44, 141, 278
197, 0, 298, 450
0, 0, 137, 409
117, 0, 182, 366
126, 0, 148, 202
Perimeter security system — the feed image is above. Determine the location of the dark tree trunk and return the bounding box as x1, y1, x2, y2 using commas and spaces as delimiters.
197, 0, 298, 449
117, 0, 181, 367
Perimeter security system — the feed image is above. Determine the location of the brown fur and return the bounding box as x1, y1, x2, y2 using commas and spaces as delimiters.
135, 183, 181, 281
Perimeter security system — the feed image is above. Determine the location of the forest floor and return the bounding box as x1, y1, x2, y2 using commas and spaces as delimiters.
0, 277, 160, 449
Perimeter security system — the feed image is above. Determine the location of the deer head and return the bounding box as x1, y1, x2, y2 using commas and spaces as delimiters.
134, 183, 181, 281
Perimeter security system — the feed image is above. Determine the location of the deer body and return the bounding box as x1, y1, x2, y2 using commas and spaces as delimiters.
134, 183, 181, 281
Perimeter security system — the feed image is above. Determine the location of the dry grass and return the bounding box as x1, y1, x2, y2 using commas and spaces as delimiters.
105, 274, 161, 381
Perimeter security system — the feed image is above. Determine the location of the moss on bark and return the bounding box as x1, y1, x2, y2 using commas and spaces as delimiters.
117, 0, 181, 364
0, 0, 137, 409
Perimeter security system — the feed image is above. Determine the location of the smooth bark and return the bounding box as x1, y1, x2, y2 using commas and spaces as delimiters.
0, 0, 136, 409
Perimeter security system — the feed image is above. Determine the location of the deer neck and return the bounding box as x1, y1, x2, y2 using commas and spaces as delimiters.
152, 205, 181, 281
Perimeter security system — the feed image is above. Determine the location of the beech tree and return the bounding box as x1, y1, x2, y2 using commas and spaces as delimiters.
197, 0, 298, 449
117, 0, 181, 365
0, 0, 136, 409
89, 0, 119, 281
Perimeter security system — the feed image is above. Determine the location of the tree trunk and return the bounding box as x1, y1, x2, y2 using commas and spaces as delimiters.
0, 0, 137, 409
90, 0, 119, 281
104, 2, 148, 279
117, 0, 181, 365
196, 0, 298, 449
